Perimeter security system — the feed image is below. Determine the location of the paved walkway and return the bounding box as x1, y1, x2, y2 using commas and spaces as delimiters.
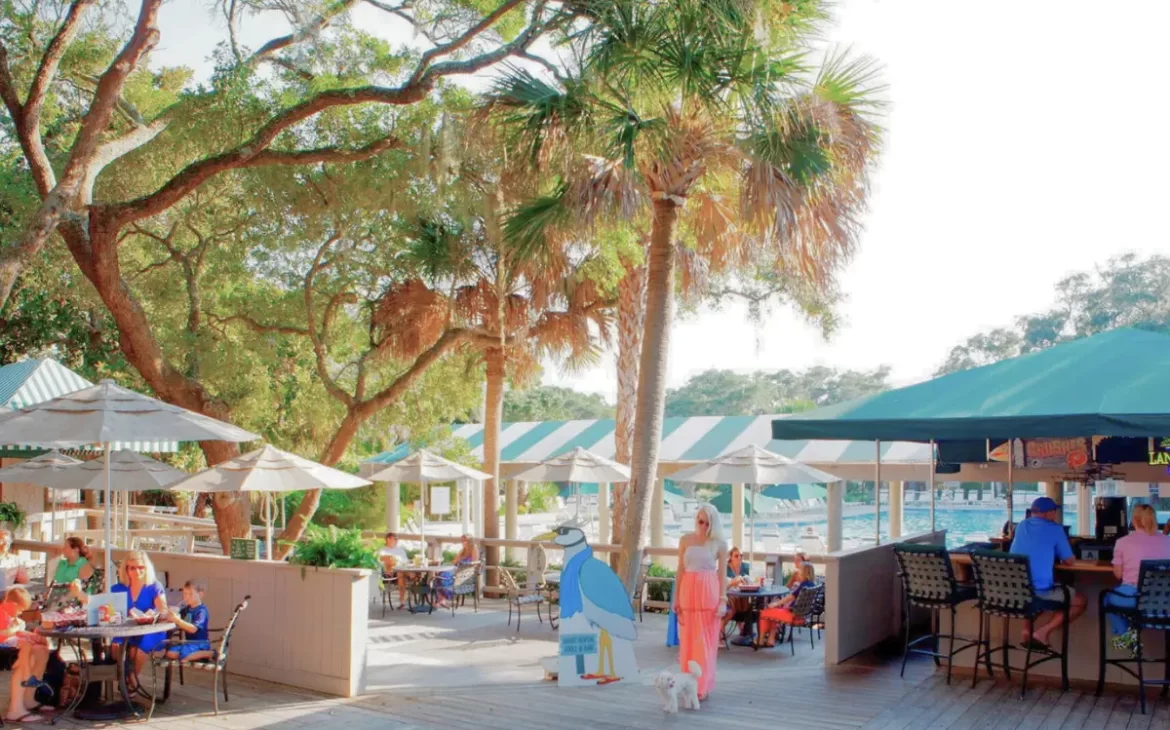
4, 602, 1162, 729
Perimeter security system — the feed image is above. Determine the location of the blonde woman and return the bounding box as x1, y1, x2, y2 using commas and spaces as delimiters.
0, 529, 29, 591
71, 551, 167, 687
1107, 504, 1170, 648
672, 503, 728, 701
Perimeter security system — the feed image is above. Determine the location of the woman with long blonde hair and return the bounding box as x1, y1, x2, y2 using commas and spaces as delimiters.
71, 550, 167, 687
1106, 503, 1170, 650
672, 503, 728, 700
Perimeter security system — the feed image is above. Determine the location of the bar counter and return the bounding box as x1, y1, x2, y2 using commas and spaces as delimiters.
941, 554, 1162, 688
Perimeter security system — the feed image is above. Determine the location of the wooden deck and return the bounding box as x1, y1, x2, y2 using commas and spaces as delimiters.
5, 601, 1168, 729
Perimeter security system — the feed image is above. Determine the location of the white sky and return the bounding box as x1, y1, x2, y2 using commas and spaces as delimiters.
155, 1, 1170, 401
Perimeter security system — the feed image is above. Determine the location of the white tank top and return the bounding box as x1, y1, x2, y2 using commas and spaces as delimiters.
683, 544, 717, 572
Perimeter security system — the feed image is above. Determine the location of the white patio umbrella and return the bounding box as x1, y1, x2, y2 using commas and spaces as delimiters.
366, 450, 491, 540
0, 380, 258, 587
167, 444, 371, 560
511, 447, 631, 520
0, 451, 82, 572
670, 445, 838, 558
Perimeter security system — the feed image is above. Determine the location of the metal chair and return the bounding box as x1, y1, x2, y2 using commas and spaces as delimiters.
969, 550, 1069, 697
1097, 559, 1170, 713
893, 543, 978, 684
150, 594, 251, 718
773, 584, 823, 655
631, 558, 651, 622
449, 561, 481, 615
499, 568, 547, 630
380, 570, 398, 617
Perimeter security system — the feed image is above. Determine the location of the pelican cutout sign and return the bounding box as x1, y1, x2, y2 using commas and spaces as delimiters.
536, 522, 639, 687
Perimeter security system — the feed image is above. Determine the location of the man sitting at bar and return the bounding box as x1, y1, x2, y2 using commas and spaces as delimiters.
1010, 497, 1088, 650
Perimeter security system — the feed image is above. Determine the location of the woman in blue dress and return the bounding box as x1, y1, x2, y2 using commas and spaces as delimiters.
72, 551, 167, 688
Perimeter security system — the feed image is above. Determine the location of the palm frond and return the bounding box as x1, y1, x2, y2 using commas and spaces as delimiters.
482, 67, 593, 168
502, 181, 573, 264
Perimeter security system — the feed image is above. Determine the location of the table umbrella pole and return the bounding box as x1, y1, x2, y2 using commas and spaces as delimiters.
103, 443, 112, 591
750, 483, 757, 563
265, 493, 273, 561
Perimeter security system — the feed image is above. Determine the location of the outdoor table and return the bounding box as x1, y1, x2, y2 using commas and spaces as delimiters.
726, 585, 789, 651
395, 564, 455, 613
39, 620, 176, 721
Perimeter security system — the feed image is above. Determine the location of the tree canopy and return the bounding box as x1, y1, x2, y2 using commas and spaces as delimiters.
504, 384, 614, 421
936, 253, 1170, 375
664, 365, 890, 417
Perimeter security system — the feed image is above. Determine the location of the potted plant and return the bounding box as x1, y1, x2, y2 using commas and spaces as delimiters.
0, 501, 27, 534
288, 525, 380, 572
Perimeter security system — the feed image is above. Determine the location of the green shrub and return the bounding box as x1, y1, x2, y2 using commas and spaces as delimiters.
646, 563, 676, 602
288, 525, 380, 571
500, 555, 526, 584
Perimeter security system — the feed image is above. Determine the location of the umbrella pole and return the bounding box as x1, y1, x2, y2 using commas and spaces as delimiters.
875, 440, 882, 546
929, 439, 936, 532
103, 443, 113, 591
750, 483, 757, 563
48, 487, 56, 581
265, 493, 273, 561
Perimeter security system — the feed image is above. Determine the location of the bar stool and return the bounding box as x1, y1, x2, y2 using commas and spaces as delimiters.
1097, 559, 1170, 713
893, 543, 978, 684
969, 549, 1070, 698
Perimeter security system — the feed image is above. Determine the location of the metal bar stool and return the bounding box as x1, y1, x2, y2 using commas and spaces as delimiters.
969, 549, 1069, 698
1097, 558, 1170, 714
893, 543, 979, 684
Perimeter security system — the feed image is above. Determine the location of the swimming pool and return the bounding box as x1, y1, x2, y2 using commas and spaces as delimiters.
749, 506, 1091, 549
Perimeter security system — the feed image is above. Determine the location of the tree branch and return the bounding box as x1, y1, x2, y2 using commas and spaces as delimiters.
210, 313, 309, 336
26, 1, 96, 130
0, 0, 163, 312
245, 0, 361, 67
409, 0, 527, 85
104, 134, 404, 227
358, 328, 470, 414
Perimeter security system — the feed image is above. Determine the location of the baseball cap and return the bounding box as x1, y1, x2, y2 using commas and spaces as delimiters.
1031, 497, 1060, 513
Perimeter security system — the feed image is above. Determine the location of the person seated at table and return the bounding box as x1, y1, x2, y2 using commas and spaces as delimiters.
48, 537, 94, 590
3, 587, 52, 723
1106, 504, 1170, 652
1010, 497, 1088, 651
721, 548, 752, 636
379, 533, 410, 607
71, 552, 168, 690
759, 563, 817, 648
164, 581, 212, 662
0, 529, 29, 593
434, 535, 479, 608
785, 551, 809, 591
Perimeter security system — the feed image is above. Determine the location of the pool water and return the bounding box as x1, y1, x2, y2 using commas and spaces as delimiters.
752, 506, 1092, 549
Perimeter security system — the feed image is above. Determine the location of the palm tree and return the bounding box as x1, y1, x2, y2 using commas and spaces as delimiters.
405, 122, 612, 582
488, 0, 883, 590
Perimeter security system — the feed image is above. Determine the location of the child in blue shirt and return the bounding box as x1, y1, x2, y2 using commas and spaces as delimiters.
167, 581, 212, 661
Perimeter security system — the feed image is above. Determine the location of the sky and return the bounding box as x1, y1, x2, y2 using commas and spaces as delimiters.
154, 1, 1170, 400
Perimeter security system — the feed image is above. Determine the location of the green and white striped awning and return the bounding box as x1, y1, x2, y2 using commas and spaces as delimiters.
0, 359, 178, 453
364, 415, 930, 477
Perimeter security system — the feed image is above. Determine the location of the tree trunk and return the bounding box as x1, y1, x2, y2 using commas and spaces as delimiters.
202, 440, 252, 551
482, 347, 505, 585
619, 200, 679, 593
611, 260, 646, 567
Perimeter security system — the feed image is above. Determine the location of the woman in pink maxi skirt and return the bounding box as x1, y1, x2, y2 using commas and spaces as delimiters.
673, 503, 728, 700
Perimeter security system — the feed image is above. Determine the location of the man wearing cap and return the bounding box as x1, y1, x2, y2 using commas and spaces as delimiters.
1009, 497, 1088, 649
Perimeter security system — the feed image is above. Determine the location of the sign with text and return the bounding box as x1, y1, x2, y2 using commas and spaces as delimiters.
560, 633, 598, 656
430, 486, 451, 515
230, 538, 259, 561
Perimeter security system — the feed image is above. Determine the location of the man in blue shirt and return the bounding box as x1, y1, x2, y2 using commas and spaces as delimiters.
1010, 497, 1088, 648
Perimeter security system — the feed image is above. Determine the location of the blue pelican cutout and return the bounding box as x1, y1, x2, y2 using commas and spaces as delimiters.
536, 523, 637, 684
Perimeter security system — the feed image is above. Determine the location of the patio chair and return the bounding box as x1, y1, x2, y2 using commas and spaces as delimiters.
774, 584, 823, 655
631, 558, 651, 622
525, 543, 548, 590
150, 594, 251, 718
892, 543, 978, 684
449, 561, 481, 616
968, 550, 1069, 697
380, 569, 399, 617
1097, 558, 1170, 714
499, 568, 547, 631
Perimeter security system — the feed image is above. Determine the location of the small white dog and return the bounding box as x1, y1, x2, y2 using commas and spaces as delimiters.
654, 660, 702, 713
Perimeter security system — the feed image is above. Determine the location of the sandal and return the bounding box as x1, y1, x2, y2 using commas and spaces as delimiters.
6, 712, 50, 724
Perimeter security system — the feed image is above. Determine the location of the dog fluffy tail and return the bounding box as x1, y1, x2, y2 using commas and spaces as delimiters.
686, 660, 702, 678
